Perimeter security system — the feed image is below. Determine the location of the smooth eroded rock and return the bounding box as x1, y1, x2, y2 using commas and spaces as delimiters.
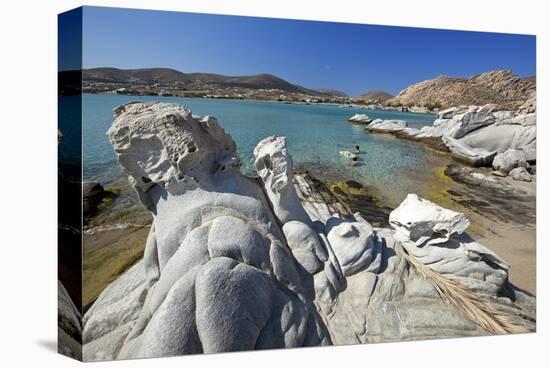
82, 103, 535, 361
348, 113, 372, 124
492, 149, 528, 174
389, 194, 470, 247
366, 119, 407, 132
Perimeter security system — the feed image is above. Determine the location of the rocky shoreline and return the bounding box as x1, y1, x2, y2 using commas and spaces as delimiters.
80, 100, 538, 310
82, 109, 537, 306
71, 102, 536, 361
361, 103, 536, 181
352, 103, 537, 293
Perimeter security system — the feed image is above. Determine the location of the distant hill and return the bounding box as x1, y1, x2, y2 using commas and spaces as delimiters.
385, 70, 536, 110
313, 89, 348, 97
82, 67, 344, 97
355, 90, 393, 101
83, 67, 187, 84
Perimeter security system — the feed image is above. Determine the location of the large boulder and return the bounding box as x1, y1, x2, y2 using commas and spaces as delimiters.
458, 123, 536, 161
444, 111, 495, 139
366, 119, 407, 132
442, 136, 497, 166
348, 113, 372, 124
492, 149, 528, 174
388, 194, 510, 295
407, 109, 496, 140
389, 194, 470, 247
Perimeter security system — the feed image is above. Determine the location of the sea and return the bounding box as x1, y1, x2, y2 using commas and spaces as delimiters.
61, 93, 439, 206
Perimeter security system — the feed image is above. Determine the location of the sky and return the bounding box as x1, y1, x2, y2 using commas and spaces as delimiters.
81, 6, 536, 96
59, 8, 82, 71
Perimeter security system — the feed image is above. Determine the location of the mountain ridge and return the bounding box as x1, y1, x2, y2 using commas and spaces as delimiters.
82, 67, 344, 97
79, 68, 536, 110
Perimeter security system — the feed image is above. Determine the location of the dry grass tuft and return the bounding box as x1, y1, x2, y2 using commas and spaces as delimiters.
401, 247, 531, 335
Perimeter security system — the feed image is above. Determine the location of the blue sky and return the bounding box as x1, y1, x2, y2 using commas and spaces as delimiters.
81, 6, 536, 96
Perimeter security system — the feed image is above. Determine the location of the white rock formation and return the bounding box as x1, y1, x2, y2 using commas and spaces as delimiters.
254, 136, 328, 274
365, 105, 536, 169
88, 102, 331, 360
82, 261, 146, 360
492, 149, 528, 174
443, 111, 495, 139
82, 102, 535, 361
389, 194, 470, 247
459, 123, 536, 162
348, 113, 372, 123
366, 119, 407, 132
388, 195, 508, 295
254, 136, 312, 225
325, 214, 381, 276
494, 112, 536, 126
442, 136, 497, 166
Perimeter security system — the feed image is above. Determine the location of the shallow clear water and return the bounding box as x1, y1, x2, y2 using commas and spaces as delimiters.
81, 93, 436, 205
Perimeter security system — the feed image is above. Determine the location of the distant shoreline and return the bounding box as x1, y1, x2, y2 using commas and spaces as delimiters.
79, 91, 437, 117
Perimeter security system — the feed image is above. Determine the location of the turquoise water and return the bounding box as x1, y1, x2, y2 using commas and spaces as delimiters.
82, 93, 436, 205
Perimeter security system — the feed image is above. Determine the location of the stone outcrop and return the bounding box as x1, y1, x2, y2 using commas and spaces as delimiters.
82, 102, 535, 361
441, 135, 497, 166
518, 91, 536, 113
366, 119, 407, 132
365, 104, 536, 172
389, 195, 508, 295
443, 111, 495, 139
348, 113, 372, 124
385, 70, 535, 111
492, 149, 528, 174
389, 194, 470, 247
91, 102, 332, 359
